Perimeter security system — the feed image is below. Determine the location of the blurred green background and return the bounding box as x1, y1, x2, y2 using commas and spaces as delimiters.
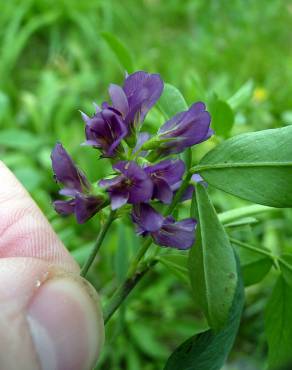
1, 0, 292, 369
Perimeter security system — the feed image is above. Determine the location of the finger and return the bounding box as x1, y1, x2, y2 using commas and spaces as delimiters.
0, 161, 79, 272
0, 162, 104, 369
0, 258, 104, 370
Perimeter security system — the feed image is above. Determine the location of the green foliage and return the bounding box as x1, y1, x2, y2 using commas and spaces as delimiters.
158, 83, 188, 118
101, 32, 134, 73
209, 95, 234, 137
234, 242, 273, 286
165, 255, 244, 370
157, 254, 189, 285
228, 80, 254, 110
189, 184, 237, 330
265, 276, 292, 370
198, 126, 292, 207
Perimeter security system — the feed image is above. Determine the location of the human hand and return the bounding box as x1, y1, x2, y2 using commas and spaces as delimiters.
0, 161, 104, 370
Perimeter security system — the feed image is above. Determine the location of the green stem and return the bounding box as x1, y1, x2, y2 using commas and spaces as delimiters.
165, 172, 192, 215
103, 261, 157, 324
80, 210, 116, 277
190, 161, 292, 174
219, 204, 278, 225
127, 238, 153, 277
230, 237, 275, 259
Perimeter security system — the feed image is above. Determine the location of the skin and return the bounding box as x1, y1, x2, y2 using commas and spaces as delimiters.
0, 161, 104, 370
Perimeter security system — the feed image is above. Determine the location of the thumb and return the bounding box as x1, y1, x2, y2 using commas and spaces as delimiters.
0, 162, 104, 370
0, 258, 104, 370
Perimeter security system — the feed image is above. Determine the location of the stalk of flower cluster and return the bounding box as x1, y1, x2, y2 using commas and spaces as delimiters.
80, 210, 116, 277
103, 259, 158, 324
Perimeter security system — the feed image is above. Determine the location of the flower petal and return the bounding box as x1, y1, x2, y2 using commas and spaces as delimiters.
110, 191, 129, 210
158, 102, 212, 155
75, 194, 104, 224
145, 159, 185, 186
132, 203, 164, 233
123, 71, 164, 125
152, 178, 173, 204
51, 143, 89, 192
152, 217, 197, 250
108, 84, 129, 117
83, 109, 128, 157
53, 199, 75, 216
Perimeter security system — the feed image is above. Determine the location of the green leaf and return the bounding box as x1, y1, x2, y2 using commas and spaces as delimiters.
228, 80, 254, 110
189, 183, 237, 330
237, 247, 273, 286
265, 275, 292, 370
224, 216, 258, 228
209, 95, 234, 137
101, 32, 134, 72
164, 254, 244, 370
196, 126, 292, 207
158, 254, 189, 284
129, 322, 169, 359
0, 129, 44, 151
278, 254, 292, 286
158, 83, 188, 119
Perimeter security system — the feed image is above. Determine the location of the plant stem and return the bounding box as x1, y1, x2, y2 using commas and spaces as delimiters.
219, 204, 278, 225
165, 171, 192, 215
80, 210, 116, 277
127, 238, 153, 277
103, 260, 157, 324
229, 237, 274, 259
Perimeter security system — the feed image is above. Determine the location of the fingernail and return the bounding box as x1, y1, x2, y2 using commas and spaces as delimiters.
27, 275, 104, 370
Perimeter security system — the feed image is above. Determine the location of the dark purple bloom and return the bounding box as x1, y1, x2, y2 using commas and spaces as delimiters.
144, 159, 185, 203
132, 203, 164, 235
81, 71, 163, 155
99, 161, 153, 210
122, 71, 164, 129
132, 204, 196, 250
51, 143, 104, 223
158, 102, 213, 155
81, 107, 128, 158
104, 71, 163, 129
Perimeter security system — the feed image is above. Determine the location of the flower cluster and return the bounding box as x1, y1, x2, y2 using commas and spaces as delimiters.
51, 71, 212, 250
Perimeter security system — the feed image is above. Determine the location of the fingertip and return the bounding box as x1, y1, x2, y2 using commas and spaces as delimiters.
27, 274, 104, 370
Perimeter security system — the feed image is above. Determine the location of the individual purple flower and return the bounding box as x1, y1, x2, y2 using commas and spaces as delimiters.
144, 159, 185, 204
104, 71, 163, 128
157, 102, 213, 156
81, 107, 128, 158
132, 204, 197, 250
99, 161, 153, 210
122, 71, 164, 129
51, 143, 104, 223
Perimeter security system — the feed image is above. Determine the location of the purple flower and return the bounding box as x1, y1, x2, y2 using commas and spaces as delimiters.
103, 71, 163, 129
144, 159, 185, 204
51, 143, 104, 223
81, 107, 128, 158
132, 204, 197, 250
158, 102, 213, 155
99, 161, 153, 210
81, 71, 163, 155
122, 71, 164, 129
